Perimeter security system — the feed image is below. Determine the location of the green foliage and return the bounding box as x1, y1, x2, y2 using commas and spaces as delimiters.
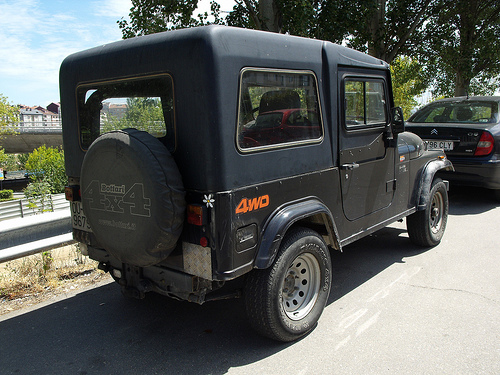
118, 0, 209, 38
24, 181, 53, 213
17, 153, 29, 170
390, 56, 428, 118
116, 0, 500, 100
25, 146, 66, 194
0, 147, 7, 167
41, 251, 53, 273
421, 0, 500, 97
119, 1, 348, 42
0, 149, 27, 171
0, 189, 14, 201
101, 98, 165, 136
0, 93, 18, 137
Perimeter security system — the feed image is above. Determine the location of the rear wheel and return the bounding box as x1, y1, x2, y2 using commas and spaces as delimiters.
245, 227, 332, 342
407, 178, 448, 247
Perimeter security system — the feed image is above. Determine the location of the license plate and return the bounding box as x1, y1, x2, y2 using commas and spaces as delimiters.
425, 140, 454, 151
70, 201, 92, 232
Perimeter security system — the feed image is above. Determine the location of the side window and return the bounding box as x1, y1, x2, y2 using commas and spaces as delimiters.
237, 69, 323, 151
77, 75, 175, 151
344, 78, 387, 128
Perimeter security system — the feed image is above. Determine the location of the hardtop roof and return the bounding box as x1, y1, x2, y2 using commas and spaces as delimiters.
60, 25, 388, 83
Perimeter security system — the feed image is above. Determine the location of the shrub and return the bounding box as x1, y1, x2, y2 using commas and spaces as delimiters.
25, 145, 66, 194
0, 189, 14, 200
24, 181, 52, 213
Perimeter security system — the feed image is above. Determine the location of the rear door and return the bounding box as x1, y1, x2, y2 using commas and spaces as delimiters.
339, 69, 395, 221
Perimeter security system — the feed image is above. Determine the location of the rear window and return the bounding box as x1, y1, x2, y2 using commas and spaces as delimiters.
410, 101, 499, 124
77, 75, 175, 150
237, 69, 323, 152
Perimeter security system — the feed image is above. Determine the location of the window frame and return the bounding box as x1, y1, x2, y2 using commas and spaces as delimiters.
342, 75, 389, 131
236, 67, 324, 153
76, 73, 176, 151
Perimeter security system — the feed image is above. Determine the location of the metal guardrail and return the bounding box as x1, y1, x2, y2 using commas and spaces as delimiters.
0, 193, 69, 221
0, 194, 74, 263
5, 123, 62, 132
0, 210, 74, 263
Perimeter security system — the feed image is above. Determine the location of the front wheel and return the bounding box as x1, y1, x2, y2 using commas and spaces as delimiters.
244, 227, 332, 342
407, 178, 449, 247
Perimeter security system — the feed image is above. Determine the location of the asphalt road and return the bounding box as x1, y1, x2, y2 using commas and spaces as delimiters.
1, 187, 499, 375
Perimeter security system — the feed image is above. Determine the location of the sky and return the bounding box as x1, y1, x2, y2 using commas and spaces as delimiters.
0, 0, 235, 107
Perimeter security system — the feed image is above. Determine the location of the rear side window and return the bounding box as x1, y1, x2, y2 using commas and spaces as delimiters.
77, 75, 175, 151
344, 78, 387, 128
237, 69, 323, 152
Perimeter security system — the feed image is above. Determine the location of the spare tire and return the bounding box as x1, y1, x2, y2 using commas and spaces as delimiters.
81, 129, 185, 267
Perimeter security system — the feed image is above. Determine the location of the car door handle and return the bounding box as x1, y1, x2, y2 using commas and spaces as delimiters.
341, 163, 359, 170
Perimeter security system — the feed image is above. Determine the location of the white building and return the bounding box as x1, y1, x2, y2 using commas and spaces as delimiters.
18, 103, 61, 127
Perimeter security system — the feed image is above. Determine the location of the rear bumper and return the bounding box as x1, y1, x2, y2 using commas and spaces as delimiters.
438, 156, 500, 190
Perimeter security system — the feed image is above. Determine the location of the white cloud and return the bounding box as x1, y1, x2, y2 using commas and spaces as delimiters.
92, 0, 132, 18
0, 0, 236, 105
0, 0, 128, 105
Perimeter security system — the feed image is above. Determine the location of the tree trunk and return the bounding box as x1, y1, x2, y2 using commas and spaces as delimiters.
367, 0, 387, 61
258, 0, 282, 33
454, 72, 470, 97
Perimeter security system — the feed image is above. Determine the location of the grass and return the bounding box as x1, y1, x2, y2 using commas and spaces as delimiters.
0, 244, 104, 303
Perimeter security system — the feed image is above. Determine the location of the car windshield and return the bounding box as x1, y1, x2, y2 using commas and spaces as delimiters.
410, 101, 499, 124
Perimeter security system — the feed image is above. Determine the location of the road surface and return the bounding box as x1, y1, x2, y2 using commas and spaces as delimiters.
0, 186, 498, 374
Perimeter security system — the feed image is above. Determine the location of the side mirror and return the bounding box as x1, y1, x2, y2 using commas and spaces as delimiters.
391, 107, 405, 135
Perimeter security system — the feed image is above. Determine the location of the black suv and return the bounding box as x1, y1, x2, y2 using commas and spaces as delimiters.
61, 26, 453, 341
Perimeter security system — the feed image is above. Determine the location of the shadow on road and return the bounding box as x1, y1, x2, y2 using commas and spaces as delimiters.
0, 186, 494, 374
448, 186, 499, 215
0, 282, 280, 374
0, 226, 430, 375
329, 226, 430, 305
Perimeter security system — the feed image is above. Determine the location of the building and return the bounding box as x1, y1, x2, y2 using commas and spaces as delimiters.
18, 103, 60, 127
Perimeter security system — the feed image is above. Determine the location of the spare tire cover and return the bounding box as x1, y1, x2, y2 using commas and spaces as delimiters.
81, 129, 185, 267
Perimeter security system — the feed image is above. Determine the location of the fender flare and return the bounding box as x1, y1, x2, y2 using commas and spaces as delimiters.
416, 158, 453, 210
254, 198, 340, 269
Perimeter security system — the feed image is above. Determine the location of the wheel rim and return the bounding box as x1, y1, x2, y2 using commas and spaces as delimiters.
281, 252, 321, 321
429, 191, 444, 234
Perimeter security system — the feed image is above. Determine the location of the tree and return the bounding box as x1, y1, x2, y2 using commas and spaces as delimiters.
0, 149, 24, 171
118, 0, 204, 38
333, 0, 440, 64
25, 145, 66, 194
390, 56, 427, 118
118, 1, 442, 64
119, 0, 287, 37
0, 94, 19, 172
117, 0, 498, 100
0, 94, 18, 137
101, 97, 165, 135
421, 0, 500, 97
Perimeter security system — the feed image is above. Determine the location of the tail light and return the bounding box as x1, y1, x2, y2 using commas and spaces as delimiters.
65, 185, 80, 201
187, 204, 205, 226
474, 131, 494, 156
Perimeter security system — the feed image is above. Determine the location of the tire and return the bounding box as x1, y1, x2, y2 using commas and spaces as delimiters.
407, 178, 448, 247
493, 189, 500, 202
81, 129, 185, 267
245, 227, 332, 342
